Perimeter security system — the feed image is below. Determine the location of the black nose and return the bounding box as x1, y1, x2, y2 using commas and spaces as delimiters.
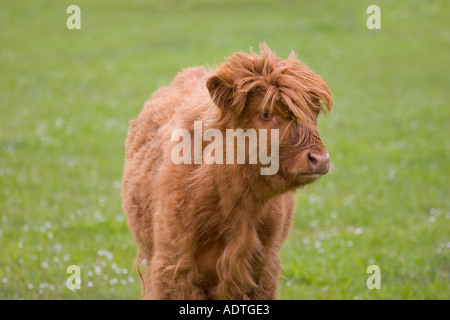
308, 150, 330, 174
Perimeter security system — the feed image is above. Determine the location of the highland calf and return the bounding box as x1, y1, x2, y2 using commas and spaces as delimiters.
122, 44, 332, 299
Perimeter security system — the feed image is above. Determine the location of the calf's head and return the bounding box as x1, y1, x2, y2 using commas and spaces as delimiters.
206, 44, 332, 190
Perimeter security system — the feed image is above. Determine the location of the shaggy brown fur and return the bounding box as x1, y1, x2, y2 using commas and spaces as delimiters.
122, 44, 332, 299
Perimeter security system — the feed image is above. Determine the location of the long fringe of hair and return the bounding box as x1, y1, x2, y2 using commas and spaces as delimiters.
212, 43, 333, 136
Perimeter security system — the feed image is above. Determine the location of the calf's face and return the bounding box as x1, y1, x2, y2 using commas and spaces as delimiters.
238, 92, 330, 187
206, 46, 332, 190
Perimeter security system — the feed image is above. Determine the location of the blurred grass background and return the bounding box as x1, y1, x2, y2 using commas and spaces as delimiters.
0, 0, 448, 299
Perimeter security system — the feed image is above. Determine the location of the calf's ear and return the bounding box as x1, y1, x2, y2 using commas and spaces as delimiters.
206, 68, 235, 111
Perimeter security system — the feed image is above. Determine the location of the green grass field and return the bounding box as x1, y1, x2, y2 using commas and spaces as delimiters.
0, 0, 448, 299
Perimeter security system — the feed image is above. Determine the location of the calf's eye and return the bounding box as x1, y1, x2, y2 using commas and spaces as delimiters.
261, 111, 272, 121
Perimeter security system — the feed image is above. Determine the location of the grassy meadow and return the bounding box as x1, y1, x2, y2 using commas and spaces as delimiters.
0, 0, 449, 299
